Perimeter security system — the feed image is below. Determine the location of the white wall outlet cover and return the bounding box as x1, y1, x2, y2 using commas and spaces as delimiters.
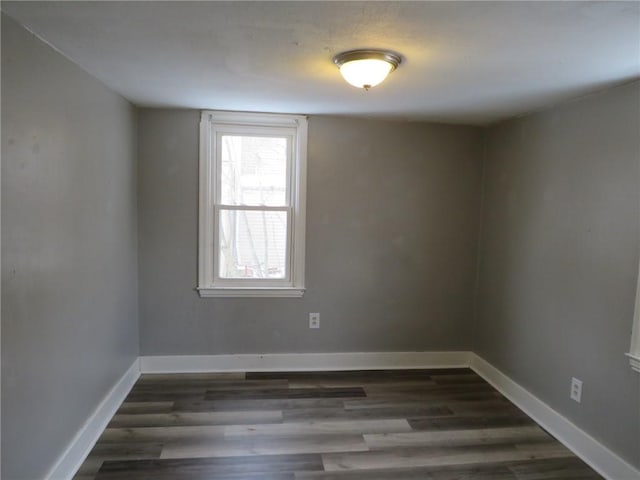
570, 377, 583, 403
309, 313, 320, 328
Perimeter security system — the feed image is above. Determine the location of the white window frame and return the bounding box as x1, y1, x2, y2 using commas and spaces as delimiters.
198, 110, 307, 298
627, 258, 640, 372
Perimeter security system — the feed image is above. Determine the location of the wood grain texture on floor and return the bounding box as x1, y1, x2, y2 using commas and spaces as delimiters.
73, 369, 603, 480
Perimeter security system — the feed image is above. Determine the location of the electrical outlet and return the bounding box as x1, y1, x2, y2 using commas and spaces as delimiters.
570, 377, 583, 403
309, 312, 320, 329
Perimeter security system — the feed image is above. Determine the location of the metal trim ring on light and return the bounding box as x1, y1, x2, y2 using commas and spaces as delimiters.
333, 49, 402, 71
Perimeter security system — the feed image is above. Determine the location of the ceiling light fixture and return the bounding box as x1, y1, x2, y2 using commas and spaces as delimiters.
333, 49, 402, 91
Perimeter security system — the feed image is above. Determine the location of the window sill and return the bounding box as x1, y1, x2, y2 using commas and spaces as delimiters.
626, 353, 640, 373
197, 287, 305, 298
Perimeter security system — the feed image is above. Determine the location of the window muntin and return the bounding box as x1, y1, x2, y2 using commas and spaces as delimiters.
198, 111, 307, 297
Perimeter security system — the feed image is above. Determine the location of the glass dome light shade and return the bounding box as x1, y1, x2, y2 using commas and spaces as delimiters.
339, 59, 394, 89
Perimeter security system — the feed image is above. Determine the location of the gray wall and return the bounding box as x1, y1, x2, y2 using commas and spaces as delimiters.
1, 14, 139, 480
475, 81, 640, 468
138, 110, 484, 355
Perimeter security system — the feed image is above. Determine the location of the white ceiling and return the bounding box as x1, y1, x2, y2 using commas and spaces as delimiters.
3, 1, 639, 125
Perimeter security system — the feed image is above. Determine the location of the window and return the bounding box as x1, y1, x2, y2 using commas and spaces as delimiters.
628, 258, 640, 372
198, 111, 307, 297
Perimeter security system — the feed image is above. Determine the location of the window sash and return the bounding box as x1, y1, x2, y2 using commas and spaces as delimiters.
213, 130, 294, 208
213, 205, 293, 286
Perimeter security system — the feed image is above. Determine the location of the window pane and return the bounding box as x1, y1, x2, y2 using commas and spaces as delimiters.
218, 209, 288, 279
220, 135, 288, 206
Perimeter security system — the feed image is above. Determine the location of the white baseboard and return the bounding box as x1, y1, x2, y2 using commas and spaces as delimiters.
139, 351, 472, 373
469, 353, 640, 480
45, 359, 140, 480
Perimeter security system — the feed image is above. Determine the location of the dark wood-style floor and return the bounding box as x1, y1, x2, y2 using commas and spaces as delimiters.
74, 368, 603, 479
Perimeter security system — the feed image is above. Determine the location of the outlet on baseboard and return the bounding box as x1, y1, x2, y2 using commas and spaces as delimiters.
570, 377, 583, 403
309, 313, 320, 329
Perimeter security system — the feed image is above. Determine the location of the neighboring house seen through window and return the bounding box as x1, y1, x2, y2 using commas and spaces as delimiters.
198, 111, 307, 297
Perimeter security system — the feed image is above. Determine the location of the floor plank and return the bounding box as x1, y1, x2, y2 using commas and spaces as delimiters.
159, 433, 369, 459
203, 387, 367, 401
173, 397, 347, 412
321, 442, 573, 471
363, 425, 551, 449
108, 409, 283, 428
224, 418, 411, 436
95, 453, 322, 480
281, 405, 453, 422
